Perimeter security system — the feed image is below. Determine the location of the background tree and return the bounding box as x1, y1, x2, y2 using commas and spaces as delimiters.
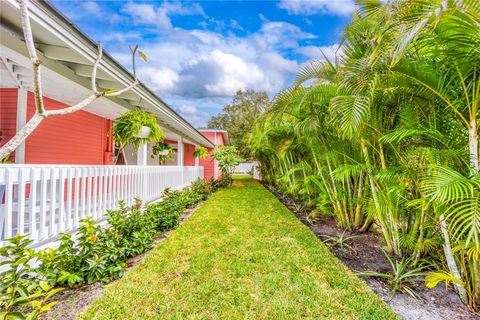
207, 89, 270, 159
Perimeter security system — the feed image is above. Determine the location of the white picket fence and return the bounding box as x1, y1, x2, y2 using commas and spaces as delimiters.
0, 165, 203, 248
234, 162, 254, 174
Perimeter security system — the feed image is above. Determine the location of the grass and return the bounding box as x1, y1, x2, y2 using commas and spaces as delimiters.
81, 177, 397, 319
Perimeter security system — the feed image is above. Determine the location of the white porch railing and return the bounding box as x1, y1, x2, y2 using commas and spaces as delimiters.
0, 165, 203, 247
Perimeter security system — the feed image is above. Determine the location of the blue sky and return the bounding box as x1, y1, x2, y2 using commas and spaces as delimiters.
51, 0, 354, 127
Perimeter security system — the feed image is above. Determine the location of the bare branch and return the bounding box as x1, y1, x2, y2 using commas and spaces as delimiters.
105, 80, 139, 97
18, 0, 37, 62
1, 2, 144, 160
0, 113, 43, 158
45, 94, 98, 116
18, 0, 44, 114
91, 42, 103, 93
130, 45, 139, 79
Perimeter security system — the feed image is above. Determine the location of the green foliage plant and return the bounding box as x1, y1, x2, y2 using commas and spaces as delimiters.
322, 230, 360, 250
113, 109, 165, 151
193, 146, 208, 159
0, 234, 63, 320
357, 250, 427, 300
211, 145, 242, 184
150, 141, 175, 164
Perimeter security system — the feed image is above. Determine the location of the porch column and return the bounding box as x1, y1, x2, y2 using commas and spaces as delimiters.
177, 136, 184, 166
213, 132, 218, 178
137, 143, 147, 166
194, 144, 199, 167
15, 88, 27, 163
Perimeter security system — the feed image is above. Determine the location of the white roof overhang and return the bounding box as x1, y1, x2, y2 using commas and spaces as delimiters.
0, 0, 214, 148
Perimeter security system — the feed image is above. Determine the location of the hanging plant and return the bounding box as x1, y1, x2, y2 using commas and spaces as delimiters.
193, 146, 208, 159
113, 109, 164, 151
151, 141, 176, 164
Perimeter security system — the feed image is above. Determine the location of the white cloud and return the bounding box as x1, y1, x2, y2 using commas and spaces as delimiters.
175, 104, 211, 127
81, 1, 100, 14
122, 1, 205, 30
297, 44, 343, 62
190, 50, 271, 96
138, 66, 179, 92
106, 4, 336, 126
230, 19, 243, 31
278, 0, 355, 16
109, 18, 307, 99
162, 2, 205, 16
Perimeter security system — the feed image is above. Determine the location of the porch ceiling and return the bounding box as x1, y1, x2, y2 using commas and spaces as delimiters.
0, 0, 214, 148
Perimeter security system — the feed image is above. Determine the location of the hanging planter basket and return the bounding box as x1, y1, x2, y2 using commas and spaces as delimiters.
133, 126, 151, 139
113, 109, 164, 151
158, 149, 170, 156
151, 141, 175, 164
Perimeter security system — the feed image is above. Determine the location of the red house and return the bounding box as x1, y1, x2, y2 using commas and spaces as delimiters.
0, 0, 226, 248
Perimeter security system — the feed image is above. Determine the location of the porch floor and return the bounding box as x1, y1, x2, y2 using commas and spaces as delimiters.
81, 176, 395, 319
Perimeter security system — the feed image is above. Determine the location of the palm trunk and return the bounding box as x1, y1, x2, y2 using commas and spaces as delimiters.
440, 214, 468, 304
468, 118, 479, 173
468, 118, 480, 305
413, 206, 425, 264
361, 140, 394, 251
354, 174, 364, 229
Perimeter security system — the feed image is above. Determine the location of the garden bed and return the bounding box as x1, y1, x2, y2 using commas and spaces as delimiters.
41, 202, 203, 320
263, 182, 479, 320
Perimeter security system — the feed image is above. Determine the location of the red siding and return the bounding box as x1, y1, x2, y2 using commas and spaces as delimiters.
0, 88, 18, 162
198, 131, 228, 180
198, 148, 214, 180
24, 92, 112, 165
184, 143, 195, 166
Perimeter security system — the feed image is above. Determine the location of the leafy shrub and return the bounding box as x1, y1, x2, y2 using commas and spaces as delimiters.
106, 199, 156, 257
147, 189, 188, 232
211, 176, 231, 190
0, 234, 63, 319
211, 146, 242, 183
38, 217, 125, 287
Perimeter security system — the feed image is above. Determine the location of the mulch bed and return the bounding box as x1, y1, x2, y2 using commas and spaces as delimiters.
262, 181, 479, 320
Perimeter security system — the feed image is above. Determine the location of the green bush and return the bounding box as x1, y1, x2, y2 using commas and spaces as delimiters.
38, 217, 125, 287
0, 234, 63, 319
106, 199, 156, 257
37, 178, 224, 289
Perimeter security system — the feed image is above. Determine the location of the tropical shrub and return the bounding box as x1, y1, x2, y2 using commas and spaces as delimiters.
357, 251, 428, 300
211, 146, 242, 184
106, 199, 157, 257
247, 0, 479, 310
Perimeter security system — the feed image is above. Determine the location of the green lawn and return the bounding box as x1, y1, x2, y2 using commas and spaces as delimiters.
81, 177, 396, 319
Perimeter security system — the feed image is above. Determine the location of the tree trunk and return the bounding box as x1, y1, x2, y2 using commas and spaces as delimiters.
469, 118, 479, 173
468, 118, 480, 305
440, 214, 468, 304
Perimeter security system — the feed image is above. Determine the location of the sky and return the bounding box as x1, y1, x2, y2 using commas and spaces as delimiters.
51, 0, 354, 127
